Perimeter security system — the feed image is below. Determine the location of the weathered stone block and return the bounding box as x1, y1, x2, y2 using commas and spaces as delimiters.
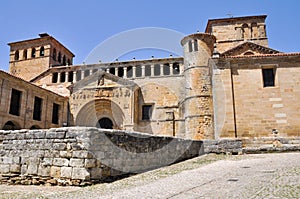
60, 167, 72, 178
84, 159, 97, 168
59, 151, 72, 158
45, 131, 65, 139
69, 158, 84, 167
50, 166, 61, 178
72, 151, 93, 159
90, 168, 102, 179
9, 164, 20, 173
41, 158, 53, 166
0, 164, 10, 173
53, 158, 69, 167
53, 143, 67, 150
38, 165, 50, 177
72, 168, 90, 180
27, 164, 38, 175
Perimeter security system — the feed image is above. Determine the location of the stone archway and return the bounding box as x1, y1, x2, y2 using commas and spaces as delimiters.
96, 117, 114, 129
75, 99, 124, 129
2, 121, 21, 130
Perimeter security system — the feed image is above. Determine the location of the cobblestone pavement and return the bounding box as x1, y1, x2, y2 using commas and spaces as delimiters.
0, 152, 299, 199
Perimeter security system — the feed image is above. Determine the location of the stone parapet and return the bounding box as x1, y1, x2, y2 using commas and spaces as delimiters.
0, 127, 203, 186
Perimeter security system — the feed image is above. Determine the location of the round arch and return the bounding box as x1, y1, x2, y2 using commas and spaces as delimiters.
75, 99, 124, 129
2, 121, 21, 130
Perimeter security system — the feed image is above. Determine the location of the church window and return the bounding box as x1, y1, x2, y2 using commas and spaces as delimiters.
52, 103, 60, 124
31, 48, 36, 58
62, 55, 66, 65
173, 63, 180, 75
118, 67, 124, 77
23, 49, 27, 60
188, 40, 193, 52
33, 96, 42, 121
136, 66, 142, 77
163, 63, 170, 75
154, 64, 160, 76
53, 48, 57, 60
58, 52, 61, 63
52, 72, 58, 83
127, 66, 133, 78
142, 105, 152, 120
40, 46, 45, 56
60, 72, 66, 82
262, 68, 275, 87
14, 50, 19, 60
68, 71, 73, 82
194, 39, 198, 51
144, 65, 151, 76
9, 89, 22, 116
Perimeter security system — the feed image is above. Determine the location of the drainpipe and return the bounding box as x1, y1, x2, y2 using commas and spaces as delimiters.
230, 63, 238, 138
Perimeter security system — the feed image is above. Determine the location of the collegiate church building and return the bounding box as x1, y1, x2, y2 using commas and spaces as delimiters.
2, 15, 300, 140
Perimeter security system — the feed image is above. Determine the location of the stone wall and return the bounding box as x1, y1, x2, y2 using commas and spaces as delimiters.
0, 127, 203, 186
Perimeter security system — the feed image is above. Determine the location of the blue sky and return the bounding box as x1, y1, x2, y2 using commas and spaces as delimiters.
1, 0, 300, 71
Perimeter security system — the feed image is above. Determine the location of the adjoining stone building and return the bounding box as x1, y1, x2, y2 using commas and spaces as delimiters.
3, 15, 300, 139
0, 70, 68, 130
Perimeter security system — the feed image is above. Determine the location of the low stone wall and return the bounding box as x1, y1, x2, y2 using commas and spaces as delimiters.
242, 137, 300, 153
0, 127, 203, 185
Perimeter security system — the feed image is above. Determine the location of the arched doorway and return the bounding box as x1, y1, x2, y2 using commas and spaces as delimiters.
75, 99, 124, 129
2, 121, 21, 130
96, 117, 113, 129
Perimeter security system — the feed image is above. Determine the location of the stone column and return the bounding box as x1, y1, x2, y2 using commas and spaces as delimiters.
106, 68, 109, 73
89, 69, 93, 76
160, 64, 164, 76
123, 67, 127, 78
132, 66, 136, 78
150, 64, 154, 77
73, 71, 77, 83
169, 63, 173, 75
81, 70, 85, 79
141, 65, 145, 77
115, 68, 118, 76
57, 72, 61, 83
65, 71, 69, 82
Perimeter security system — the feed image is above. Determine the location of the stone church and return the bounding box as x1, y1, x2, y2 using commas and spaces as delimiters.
2, 15, 300, 140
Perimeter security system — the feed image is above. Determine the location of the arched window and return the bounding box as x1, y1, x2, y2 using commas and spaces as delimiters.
31, 48, 36, 58
62, 55, 66, 65
67, 59, 71, 65
14, 50, 19, 61
163, 63, 170, 75
244, 52, 254, 55
188, 40, 193, 52
23, 49, 27, 60
172, 63, 180, 75
242, 23, 250, 39
39, 46, 45, 56
53, 48, 57, 60
58, 52, 61, 63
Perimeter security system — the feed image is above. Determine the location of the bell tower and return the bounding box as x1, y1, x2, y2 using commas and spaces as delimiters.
8, 33, 75, 81
181, 33, 216, 140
